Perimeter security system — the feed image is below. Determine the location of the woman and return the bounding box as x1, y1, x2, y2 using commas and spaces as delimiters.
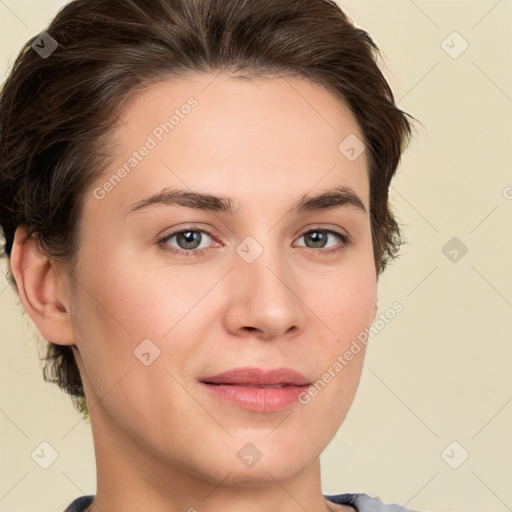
0, 0, 419, 510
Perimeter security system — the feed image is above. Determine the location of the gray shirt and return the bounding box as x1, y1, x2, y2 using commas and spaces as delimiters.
326, 492, 421, 511
64, 493, 422, 511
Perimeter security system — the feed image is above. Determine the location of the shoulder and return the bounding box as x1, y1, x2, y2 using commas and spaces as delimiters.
324, 492, 426, 512
63, 495, 94, 512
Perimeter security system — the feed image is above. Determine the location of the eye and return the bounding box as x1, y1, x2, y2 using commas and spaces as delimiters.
294, 227, 350, 255
158, 227, 216, 257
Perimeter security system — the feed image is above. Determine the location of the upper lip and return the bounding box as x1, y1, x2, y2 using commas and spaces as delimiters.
200, 367, 311, 386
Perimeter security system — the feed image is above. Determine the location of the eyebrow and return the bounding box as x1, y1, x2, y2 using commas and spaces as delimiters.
127, 185, 367, 216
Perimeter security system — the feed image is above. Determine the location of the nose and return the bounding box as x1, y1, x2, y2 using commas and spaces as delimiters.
223, 242, 307, 341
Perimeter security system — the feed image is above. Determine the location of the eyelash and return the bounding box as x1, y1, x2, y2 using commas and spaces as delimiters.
157, 225, 351, 258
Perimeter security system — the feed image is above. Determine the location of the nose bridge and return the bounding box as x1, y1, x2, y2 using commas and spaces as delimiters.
227, 231, 303, 337
236, 232, 288, 293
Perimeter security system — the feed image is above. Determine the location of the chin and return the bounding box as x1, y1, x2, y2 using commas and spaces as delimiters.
184, 441, 312, 488
220, 462, 308, 487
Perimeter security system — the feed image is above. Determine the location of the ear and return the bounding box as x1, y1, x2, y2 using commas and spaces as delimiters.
10, 226, 75, 346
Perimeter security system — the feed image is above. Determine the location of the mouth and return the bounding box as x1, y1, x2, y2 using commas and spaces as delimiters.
199, 367, 312, 413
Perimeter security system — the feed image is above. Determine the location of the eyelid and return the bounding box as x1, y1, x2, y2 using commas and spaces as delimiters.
295, 223, 351, 243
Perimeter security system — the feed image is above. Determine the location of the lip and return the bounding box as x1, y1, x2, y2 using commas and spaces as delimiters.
199, 367, 312, 413
200, 367, 311, 386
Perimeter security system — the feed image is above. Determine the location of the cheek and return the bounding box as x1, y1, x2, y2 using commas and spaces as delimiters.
338, 267, 376, 333
69, 241, 222, 397
303, 253, 376, 405
68, 248, 167, 392
74, 244, 186, 337
310, 252, 377, 342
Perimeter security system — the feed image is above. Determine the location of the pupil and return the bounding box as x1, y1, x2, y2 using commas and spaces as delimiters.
180, 231, 200, 249
308, 231, 326, 248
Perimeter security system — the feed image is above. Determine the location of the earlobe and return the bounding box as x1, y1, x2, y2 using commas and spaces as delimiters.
10, 226, 75, 346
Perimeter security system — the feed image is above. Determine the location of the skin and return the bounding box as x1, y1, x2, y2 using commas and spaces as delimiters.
11, 72, 377, 512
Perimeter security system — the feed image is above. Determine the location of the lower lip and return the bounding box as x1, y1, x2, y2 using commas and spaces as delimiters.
200, 383, 310, 413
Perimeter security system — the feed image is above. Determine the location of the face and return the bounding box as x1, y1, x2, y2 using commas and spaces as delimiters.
68, 72, 377, 486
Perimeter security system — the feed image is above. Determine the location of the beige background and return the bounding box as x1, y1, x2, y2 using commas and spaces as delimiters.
0, 1, 511, 511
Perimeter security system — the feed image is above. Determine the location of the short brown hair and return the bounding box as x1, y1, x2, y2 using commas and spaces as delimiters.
0, 0, 413, 419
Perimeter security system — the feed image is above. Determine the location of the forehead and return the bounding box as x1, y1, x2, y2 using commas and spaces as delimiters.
86, 72, 369, 220
118, 71, 364, 146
